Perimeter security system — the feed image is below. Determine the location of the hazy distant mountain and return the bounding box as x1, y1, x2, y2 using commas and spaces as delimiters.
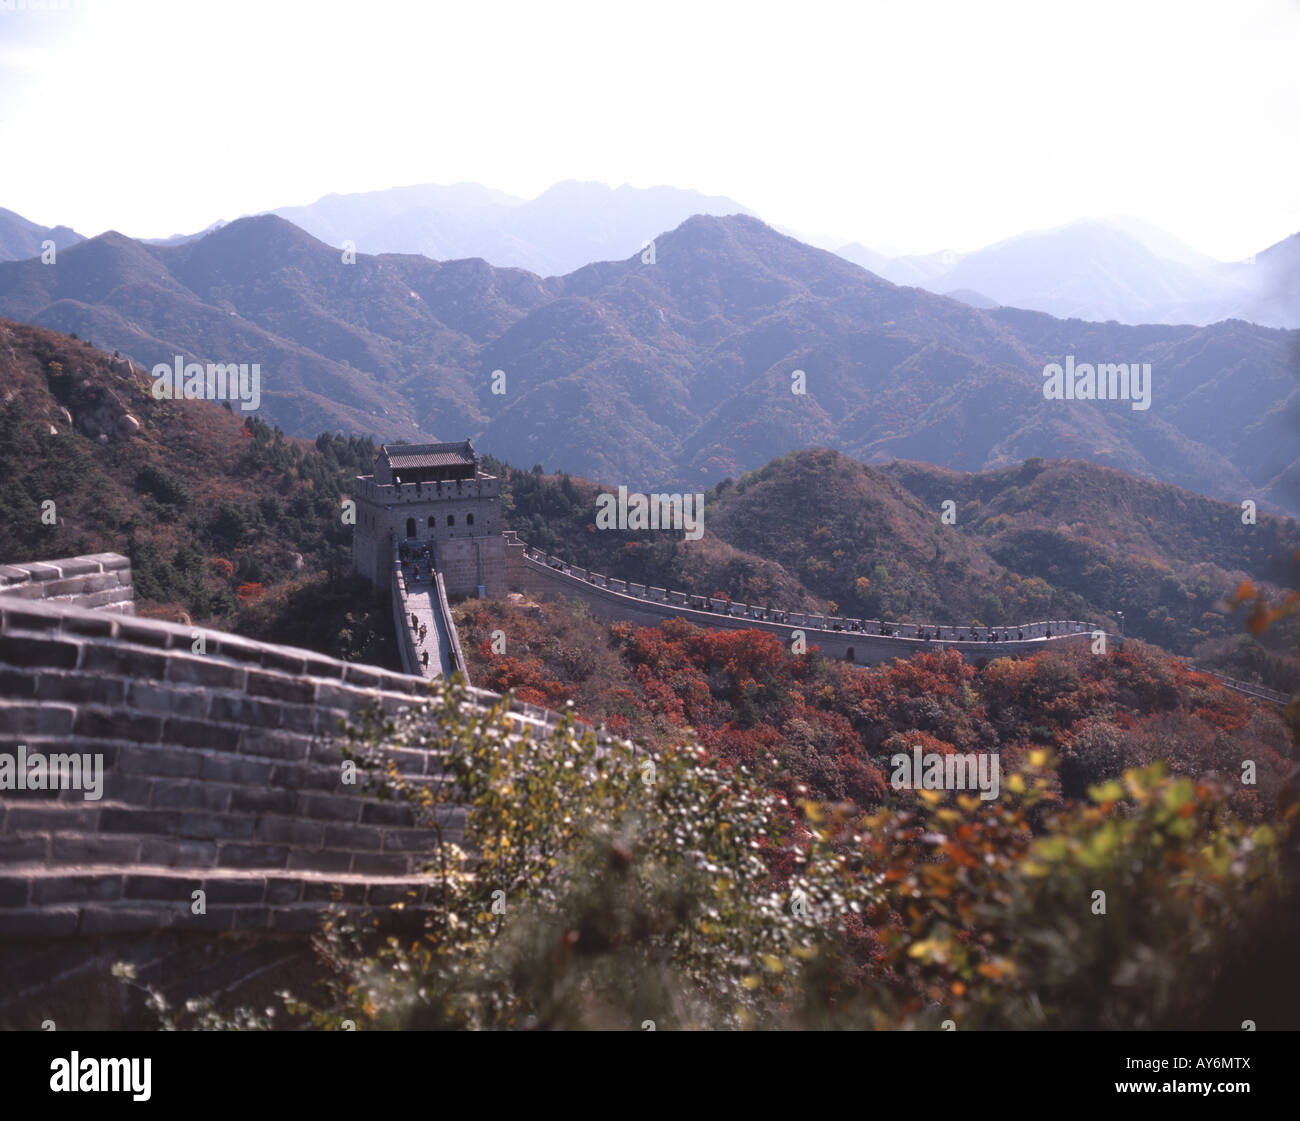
834, 241, 898, 279
268, 180, 757, 277
935, 219, 1224, 324
0, 212, 1294, 515
0, 207, 83, 263
835, 242, 961, 287
142, 219, 229, 247
941, 288, 999, 309
837, 218, 1300, 328
1101, 214, 1220, 270
1245, 233, 1300, 328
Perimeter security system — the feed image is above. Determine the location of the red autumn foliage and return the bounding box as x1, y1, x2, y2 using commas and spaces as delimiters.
458, 598, 1292, 822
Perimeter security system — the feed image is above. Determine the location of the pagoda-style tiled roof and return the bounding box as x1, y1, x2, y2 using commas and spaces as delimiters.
380, 440, 477, 470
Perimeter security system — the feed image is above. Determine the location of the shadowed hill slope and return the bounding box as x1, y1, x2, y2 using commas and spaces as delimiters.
0, 214, 1294, 512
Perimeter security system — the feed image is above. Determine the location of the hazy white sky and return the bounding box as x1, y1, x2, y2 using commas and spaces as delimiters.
1, 0, 1296, 259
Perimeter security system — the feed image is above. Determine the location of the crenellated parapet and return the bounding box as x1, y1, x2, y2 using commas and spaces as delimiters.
353, 474, 502, 505
503, 534, 1109, 665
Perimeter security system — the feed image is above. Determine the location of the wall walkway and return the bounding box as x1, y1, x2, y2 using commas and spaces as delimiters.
504, 535, 1104, 665
390, 537, 469, 684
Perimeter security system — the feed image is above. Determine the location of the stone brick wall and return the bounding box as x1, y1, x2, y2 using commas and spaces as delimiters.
390, 543, 423, 678
504, 538, 1103, 665
504, 537, 1286, 706
352, 473, 506, 592
0, 552, 134, 615
0, 585, 577, 1028
440, 534, 506, 598
431, 557, 470, 683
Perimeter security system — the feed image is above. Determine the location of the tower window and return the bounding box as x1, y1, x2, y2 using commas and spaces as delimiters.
466, 513, 475, 526
447, 515, 455, 527
427, 516, 435, 529
405, 517, 416, 538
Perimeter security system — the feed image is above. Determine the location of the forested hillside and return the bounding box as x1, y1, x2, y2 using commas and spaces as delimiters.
0, 320, 394, 664
1, 214, 1295, 513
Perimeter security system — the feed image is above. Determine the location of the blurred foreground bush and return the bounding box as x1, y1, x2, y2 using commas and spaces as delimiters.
249, 679, 1297, 1031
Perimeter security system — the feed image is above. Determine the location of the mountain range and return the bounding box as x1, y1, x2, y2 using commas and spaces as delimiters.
1, 318, 1295, 677
4, 185, 1295, 329
838, 217, 1300, 329
1, 182, 752, 277
260, 187, 1300, 329
0, 211, 1294, 515
269, 180, 757, 278
260, 186, 1300, 328
0, 207, 83, 264
256, 187, 1300, 330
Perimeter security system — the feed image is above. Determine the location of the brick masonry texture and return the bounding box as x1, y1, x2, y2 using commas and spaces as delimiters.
503, 538, 1103, 666
498, 538, 1286, 704
0, 552, 135, 615
0, 558, 598, 1026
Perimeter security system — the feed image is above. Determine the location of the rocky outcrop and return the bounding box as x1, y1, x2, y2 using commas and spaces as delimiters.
69, 379, 139, 442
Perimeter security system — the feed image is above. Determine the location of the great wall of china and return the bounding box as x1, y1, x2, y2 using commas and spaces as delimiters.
501, 533, 1104, 664
0, 443, 1288, 1026
493, 534, 1287, 704
0, 552, 598, 1029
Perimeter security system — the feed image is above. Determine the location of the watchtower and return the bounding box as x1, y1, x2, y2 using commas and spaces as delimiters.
351, 439, 506, 597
